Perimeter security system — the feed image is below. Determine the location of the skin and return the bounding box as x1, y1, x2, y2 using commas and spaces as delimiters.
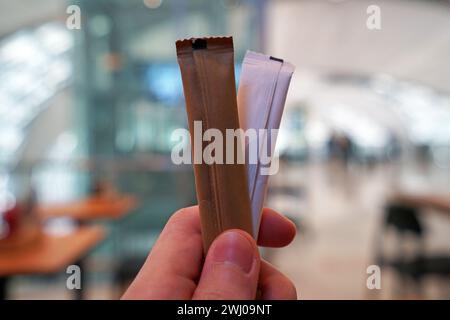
122, 206, 297, 300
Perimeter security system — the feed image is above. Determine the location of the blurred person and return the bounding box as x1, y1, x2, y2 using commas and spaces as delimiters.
122, 206, 297, 300
327, 132, 354, 166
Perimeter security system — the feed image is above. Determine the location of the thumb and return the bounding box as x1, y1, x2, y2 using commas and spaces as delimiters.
193, 229, 260, 300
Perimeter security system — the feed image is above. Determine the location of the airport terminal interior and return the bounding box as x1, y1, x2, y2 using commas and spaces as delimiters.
1, 0, 450, 299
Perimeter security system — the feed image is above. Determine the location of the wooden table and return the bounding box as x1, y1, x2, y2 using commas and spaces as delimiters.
0, 225, 105, 299
392, 193, 450, 216
36, 195, 138, 222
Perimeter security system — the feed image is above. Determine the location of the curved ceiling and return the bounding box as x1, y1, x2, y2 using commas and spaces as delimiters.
0, 0, 63, 38
267, 0, 450, 93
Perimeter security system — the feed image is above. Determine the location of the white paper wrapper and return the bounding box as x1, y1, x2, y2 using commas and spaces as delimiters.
237, 51, 295, 237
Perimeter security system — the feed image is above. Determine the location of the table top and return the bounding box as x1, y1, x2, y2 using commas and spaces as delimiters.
37, 194, 138, 221
0, 225, 105, 277
393, 192, 450, 215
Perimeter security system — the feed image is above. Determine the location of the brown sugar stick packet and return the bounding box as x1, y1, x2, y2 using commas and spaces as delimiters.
176, 37, 253, 252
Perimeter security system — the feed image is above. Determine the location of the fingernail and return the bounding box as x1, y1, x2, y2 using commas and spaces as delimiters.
211, 230, 255, 274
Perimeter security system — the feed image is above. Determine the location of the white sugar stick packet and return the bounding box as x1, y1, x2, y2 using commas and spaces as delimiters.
237, 51, 295, 237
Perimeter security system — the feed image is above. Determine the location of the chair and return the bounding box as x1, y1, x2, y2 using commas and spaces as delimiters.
375, 203, 425, 297
376, 203, 450, 298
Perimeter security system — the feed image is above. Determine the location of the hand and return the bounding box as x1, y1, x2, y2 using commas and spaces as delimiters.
122, 206, 297, 300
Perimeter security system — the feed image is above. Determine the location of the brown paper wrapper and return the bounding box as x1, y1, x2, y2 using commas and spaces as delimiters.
176, 37, 253, 252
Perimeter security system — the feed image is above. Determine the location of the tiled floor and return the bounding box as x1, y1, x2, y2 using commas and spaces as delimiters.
265, 160, 450, 299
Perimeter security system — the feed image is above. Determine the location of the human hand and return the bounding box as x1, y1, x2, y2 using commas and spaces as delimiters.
122, 206, 297, 300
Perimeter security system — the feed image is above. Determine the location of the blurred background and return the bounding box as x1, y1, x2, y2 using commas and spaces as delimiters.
0, 0, 450, 299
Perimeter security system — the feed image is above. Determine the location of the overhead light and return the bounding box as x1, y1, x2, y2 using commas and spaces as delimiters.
143, 0, 162, 9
